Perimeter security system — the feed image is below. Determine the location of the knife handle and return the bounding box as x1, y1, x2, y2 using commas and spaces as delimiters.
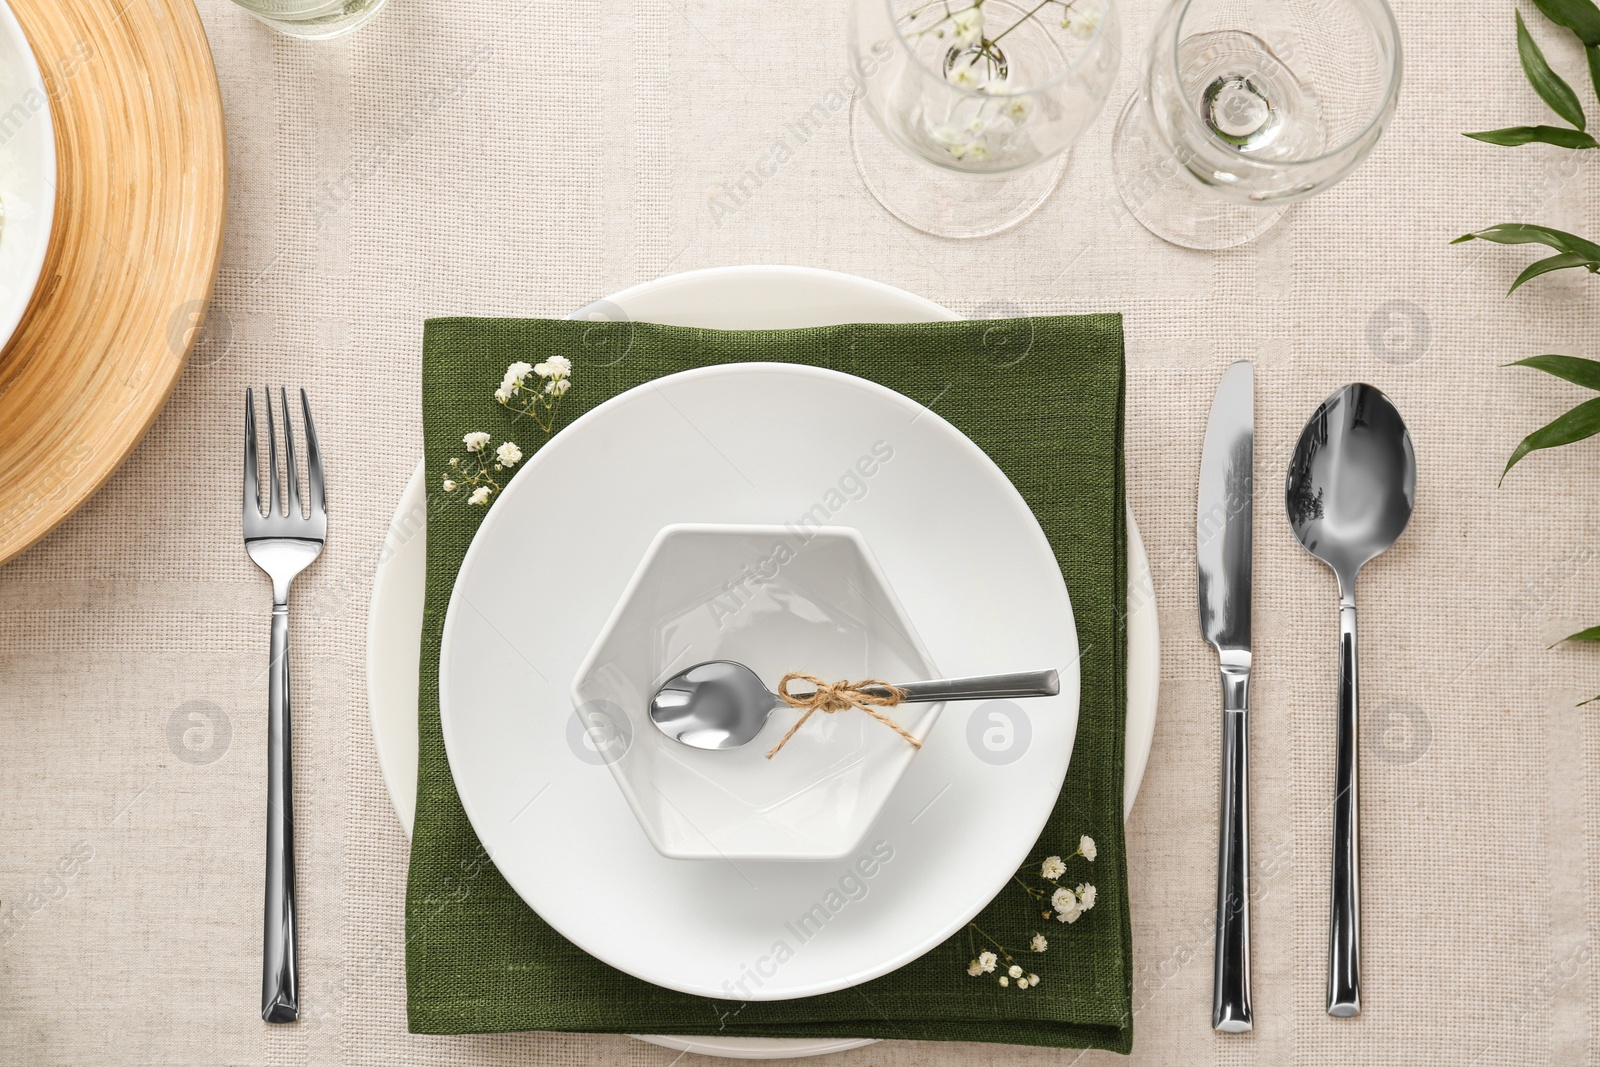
1328, 598, 1361, 1018
1213, 657, 1253, 1033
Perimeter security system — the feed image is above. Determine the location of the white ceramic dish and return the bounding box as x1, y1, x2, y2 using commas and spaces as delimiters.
365, 265, 1161, 1059
573, 522, 952, 861
441, 361, 1085, 1000
0, 0, 56, 350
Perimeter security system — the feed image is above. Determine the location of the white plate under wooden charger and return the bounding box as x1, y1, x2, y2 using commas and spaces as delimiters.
367, 266, 1160, 1060
0, 0, 55, 350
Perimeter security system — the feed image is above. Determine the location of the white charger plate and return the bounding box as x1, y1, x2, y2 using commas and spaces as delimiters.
367, 266, 1160, 1059
0, 0, 56, 350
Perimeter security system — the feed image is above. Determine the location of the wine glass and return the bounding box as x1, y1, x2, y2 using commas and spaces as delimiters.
848, 0, 1121, 239
1111, 0, 1401, 250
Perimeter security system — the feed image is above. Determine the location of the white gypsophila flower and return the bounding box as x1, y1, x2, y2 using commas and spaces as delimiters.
967, 959, 983, 977
546, 377, 571, 397
463, 431, 491, 452
1063, 2, 1102, 39
978, 950, 998, 974
951, 6, 984, 46
998, 975, 1009, 987
1058, 906, 1081, 924
496, 441, 523, 467
1051, 886, 1075, 913
442, 478, 457, 492
947, 58, 985, 90
999, 94, 1032, 123
468, 486, 492, 505
494, 388, 510, 402
1040, 855, 1066, 881
1080, 835, 1097, 861
1077, 883, 1096, 911
505, 360, 533, 382
1008, 964, 1023, 979
957, 139, 991, 162
1027, 973, 1039, 987
535, 355, 572, 380
1031, 933, 1048, 953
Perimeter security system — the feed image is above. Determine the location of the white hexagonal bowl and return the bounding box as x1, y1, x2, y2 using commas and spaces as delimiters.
570, 522, 942, 861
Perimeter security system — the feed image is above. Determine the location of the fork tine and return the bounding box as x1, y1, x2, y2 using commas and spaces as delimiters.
300, 389, 325, 516
280, 386, 300, 519
244, 389, 260, 516
265, 387, 282, 518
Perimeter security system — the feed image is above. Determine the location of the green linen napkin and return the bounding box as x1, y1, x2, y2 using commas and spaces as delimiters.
407, 314, 1131, 1052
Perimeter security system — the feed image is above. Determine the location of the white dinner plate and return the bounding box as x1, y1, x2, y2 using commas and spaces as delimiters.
367, 266, 1160, 1059
0, 0, 56, 350
443, 361, 1087, 999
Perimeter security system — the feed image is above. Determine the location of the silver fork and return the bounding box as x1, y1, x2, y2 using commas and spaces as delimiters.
243, 387, 326, 1024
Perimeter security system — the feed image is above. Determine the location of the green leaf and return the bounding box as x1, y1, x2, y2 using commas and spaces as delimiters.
1502, 394, 1600, 480
1534, 0, 1600, 45
1589, 43, 1600, 99
1453, 222, 1600, 262
1556, 625, 1600, 644
1465, 125, 1599, 148
1510, 251, 1596, 292
1506, 354, 1600, 390
1519, 9, 1587, 130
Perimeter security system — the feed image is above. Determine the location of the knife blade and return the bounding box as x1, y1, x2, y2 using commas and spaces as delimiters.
1198, 359, 1254, 1034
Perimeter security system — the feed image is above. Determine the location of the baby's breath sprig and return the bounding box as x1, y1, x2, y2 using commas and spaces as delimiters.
443, 357, 576, 508
901, 0, 1104, 163
963, 833, 1097, 988
965, 924, 1040, 989
441, 431, 523, 506
496, 355, 573, 434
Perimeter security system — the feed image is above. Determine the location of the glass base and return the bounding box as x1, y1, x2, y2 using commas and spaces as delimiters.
849, 97, 1071, 240
1109, 93, 1286, 250
245, 0, 390, 40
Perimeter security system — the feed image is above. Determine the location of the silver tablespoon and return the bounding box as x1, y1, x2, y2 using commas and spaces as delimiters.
648, 660, 1060, 751
1286, 382, 1416, 1020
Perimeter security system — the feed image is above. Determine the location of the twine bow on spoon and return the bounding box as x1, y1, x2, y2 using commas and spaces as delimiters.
766, 672, 919, 759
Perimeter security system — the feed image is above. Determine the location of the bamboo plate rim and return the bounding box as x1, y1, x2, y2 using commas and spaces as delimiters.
0, 0, 226, 565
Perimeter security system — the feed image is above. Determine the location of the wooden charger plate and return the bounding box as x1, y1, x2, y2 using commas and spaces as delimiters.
0, 0, 224, 562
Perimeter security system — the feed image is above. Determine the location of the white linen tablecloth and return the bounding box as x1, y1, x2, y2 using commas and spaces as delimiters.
1, 0, 1597, 1063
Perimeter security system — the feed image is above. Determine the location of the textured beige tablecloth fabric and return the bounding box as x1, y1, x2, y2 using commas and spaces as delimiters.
0, 0, 1597, 1063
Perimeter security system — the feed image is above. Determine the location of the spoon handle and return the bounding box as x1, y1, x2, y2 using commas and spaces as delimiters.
858, 670, 1060, 703
1328, 597, 1361, 1018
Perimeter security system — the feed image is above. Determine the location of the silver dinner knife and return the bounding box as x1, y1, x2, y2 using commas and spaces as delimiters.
1198, 360, 1254, 1033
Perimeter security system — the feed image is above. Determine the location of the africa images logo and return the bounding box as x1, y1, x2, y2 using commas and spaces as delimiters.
721, 839, 895, 998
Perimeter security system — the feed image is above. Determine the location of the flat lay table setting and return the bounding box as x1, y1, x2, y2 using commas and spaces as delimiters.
3, 0, 1600, 1064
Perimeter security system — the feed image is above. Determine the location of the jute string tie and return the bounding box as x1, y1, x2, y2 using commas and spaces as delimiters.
766, 672, 917, 760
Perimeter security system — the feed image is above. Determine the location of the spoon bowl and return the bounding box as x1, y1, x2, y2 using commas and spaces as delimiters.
1286, 383, 1416, 587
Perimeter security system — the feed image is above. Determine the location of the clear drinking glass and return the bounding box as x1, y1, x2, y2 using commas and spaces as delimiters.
1111, 0, 1401, 249
848, 0, 1121, 239
230, 0, 390, 40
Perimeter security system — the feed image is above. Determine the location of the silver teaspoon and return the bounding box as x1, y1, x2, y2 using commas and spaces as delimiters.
648, 660, 1060, 751
1286, 382, 1416, 1019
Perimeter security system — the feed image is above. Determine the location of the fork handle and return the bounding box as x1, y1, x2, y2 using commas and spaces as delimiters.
263, 602, 299, 1023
